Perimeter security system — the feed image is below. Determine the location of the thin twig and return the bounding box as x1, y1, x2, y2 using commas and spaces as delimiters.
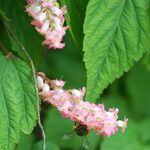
2, 20, 46, 150
0, 40, 14, 59
0, 40, 9, 54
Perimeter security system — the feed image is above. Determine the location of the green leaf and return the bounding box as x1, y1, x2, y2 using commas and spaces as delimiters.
60, 0, 88, 48
0, 55, 38, 150
83, 0, 150, 102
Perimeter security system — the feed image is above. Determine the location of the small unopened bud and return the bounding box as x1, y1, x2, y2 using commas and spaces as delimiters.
52, 80, 65, 87
51, 6, 62, 16
117, 118, 128, 132
43, 83, 50, 92
40, 20, 50, 34
37, 12, 46, 22
37, 76, 44, 89
71, 89, 82, 99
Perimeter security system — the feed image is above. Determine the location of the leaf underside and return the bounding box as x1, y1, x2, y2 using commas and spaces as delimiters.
83, 0, 150, 102
0, 55, 37, 150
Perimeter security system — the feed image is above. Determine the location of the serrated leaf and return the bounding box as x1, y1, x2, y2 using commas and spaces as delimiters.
83, 0, 150, 102
0, 55, 38, 150
60, 0, 88, 48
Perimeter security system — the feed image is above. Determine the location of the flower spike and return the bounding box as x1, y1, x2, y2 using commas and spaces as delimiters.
37, 73, 128, 137
26, 0, 68, 49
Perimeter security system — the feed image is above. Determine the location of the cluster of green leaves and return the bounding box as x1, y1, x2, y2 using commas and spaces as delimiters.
0, 0, 150, 150
0, 1, 40, 149
0, 0, 87, 149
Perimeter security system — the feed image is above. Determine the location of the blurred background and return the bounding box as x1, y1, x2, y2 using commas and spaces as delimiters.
0, 0, 150, 150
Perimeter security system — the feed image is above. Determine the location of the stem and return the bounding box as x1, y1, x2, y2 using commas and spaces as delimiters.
0, 40, 14, 59
6, 26, 46, 150
0, 40, 9, 54
1, 19, 46, 150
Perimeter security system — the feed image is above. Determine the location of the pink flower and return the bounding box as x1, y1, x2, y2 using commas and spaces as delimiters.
43, 28, 67, 48
27, 0, 34, 3
41, 0, 54, 8
26, 0, 67, 49
117, 118, 128, 132
71, 87, 86, 99
52, 80, 66, 87
37, 74, 128, 137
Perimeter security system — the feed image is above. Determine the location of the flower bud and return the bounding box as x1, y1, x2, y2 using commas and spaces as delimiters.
43, 83, 50, 92
37, 76, 44, 89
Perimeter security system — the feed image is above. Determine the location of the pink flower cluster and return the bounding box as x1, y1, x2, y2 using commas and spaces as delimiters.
37, 73, 128, 137
26, 0, 67, 49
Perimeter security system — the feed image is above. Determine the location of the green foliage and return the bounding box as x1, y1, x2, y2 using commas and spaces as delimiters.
83, 0, 150, 102
0, 55, 38, 149
101, 95, 130, 119
101, 121, 150, 150
139, 119, 150, 143
126, 62, 150, 117
44, 32, 86, 89
143, 52, 150, 71
0, 0, 87, 86
7, 30, 30, 64
60, 0, 88, 48
0, 0, 47, 69
33, 141, 60, 150
0, 0, 150, 149
16, 133, 35, 150
44, 107, 83, 149
0, 9, 9, 21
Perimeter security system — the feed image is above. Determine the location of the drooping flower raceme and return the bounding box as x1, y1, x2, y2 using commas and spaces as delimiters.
37, 73, 128, 137
26, 0, 67, 49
